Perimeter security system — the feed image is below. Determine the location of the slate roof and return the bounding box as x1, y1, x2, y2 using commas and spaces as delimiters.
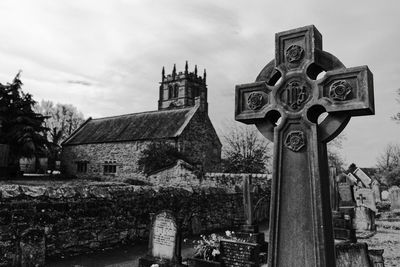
63, 106, 198, 145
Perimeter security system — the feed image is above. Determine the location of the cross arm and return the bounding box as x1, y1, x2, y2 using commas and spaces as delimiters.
317, 65, 374, 116
235, 81, 273, 123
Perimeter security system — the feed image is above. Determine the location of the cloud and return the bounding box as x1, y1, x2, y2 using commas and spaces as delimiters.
0, 0, 399, 166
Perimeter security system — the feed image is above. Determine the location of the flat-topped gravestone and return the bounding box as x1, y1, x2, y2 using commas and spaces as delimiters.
353, 168, 371, 187
139, 210, 181, 267
389, 186, 400, 211
235, 25, 374, 267
354, 188, 376, 212
220, 239, 260, 267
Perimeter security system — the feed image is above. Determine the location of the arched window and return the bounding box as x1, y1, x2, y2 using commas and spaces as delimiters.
168, 85, 173, 99
173, 84, 179, 98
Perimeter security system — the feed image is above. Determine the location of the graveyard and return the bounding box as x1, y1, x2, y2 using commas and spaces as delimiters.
1, 2, 400, 267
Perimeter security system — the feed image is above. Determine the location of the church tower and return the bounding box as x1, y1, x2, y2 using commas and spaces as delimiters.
158, 61, 208, 113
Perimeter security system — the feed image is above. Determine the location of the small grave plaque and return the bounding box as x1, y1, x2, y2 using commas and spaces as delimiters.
220, 239, 259, 267
354, 188, 376, 212
139, 210, 181, 267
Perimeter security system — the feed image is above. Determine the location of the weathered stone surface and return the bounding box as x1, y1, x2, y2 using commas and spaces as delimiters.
20, 186, 47, 197
335, 243, 372, 267
0, 185, 22, 198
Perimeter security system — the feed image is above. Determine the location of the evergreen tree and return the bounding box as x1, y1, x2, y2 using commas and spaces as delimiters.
0, 72, 48, 176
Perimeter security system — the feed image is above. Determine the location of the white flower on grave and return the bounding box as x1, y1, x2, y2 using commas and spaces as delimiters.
225, 230, 232, 237
210, 233, 217, 241
212, 249, 220, 257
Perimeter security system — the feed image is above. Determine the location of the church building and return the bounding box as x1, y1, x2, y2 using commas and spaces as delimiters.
61, 62, 222, 178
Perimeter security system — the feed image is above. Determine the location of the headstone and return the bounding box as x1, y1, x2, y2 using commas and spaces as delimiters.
138, 210, 181, 267
220, 239, 260, 267
371, 180, 381, 203
353, 206, 375, 231
381, 190, 389, 201
389, 186, 400, 211
235, 25, 374, 266
353, 168, 372, 187
338, 182, 356, 207
347, 173, 359, 185
20, 228, 46, 267
354, 188, 377, 212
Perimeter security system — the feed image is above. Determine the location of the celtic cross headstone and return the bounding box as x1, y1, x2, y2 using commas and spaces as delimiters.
235, 25, 374, 267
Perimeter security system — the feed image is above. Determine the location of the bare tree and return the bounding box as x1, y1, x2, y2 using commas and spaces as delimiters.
376, 143, 400, 171
35, 100, 85, 169
220, 123, 271, 173
327, 133, 347, 171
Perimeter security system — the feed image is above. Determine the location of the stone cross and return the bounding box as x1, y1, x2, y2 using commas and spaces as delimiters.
356, 194, 366, 205
235, 25, 374, 267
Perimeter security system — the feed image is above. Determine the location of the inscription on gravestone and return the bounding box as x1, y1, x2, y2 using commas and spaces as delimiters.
235, 25, 374, 267
138, 210, 181, 267
152, 212, 177, 260
220, 239, 259, 267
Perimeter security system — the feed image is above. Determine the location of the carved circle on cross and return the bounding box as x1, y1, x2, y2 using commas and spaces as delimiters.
247, 92, 264, 110
284, 131, 306, 152
279, 79, 311, 111
285, 45, 304, 63
329, 80, 352, 101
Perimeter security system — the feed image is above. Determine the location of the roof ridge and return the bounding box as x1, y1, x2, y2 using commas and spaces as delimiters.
91, 107, 195, 121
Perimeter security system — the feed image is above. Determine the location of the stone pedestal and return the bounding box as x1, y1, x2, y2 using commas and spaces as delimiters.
336, 243, 372, 267
353, 206, 375, 231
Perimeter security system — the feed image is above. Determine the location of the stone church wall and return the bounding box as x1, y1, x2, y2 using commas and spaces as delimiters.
0, 183, 267, 265
179, 111, 221, 172
61, 141, 153, 179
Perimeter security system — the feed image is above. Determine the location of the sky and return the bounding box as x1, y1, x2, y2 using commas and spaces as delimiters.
0, 0, 399, 168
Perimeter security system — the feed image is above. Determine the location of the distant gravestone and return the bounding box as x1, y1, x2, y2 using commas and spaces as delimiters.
354, 188, 376, 212
138, 210, 181, 267
338, 183, 356, 207
389, 186, 400, 211
353, 206, 375, 231
220, 239, 260, 267
371, 180, 381, 203
381, 190, 389, 201
354, 168, 371, 187
347, 173, 358, 185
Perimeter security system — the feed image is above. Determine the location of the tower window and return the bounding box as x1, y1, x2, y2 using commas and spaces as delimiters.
168, 85, 173, 99
173, 84, 179, 98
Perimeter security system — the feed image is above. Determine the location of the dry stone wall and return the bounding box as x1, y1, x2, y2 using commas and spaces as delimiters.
0, 183, 270, 266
